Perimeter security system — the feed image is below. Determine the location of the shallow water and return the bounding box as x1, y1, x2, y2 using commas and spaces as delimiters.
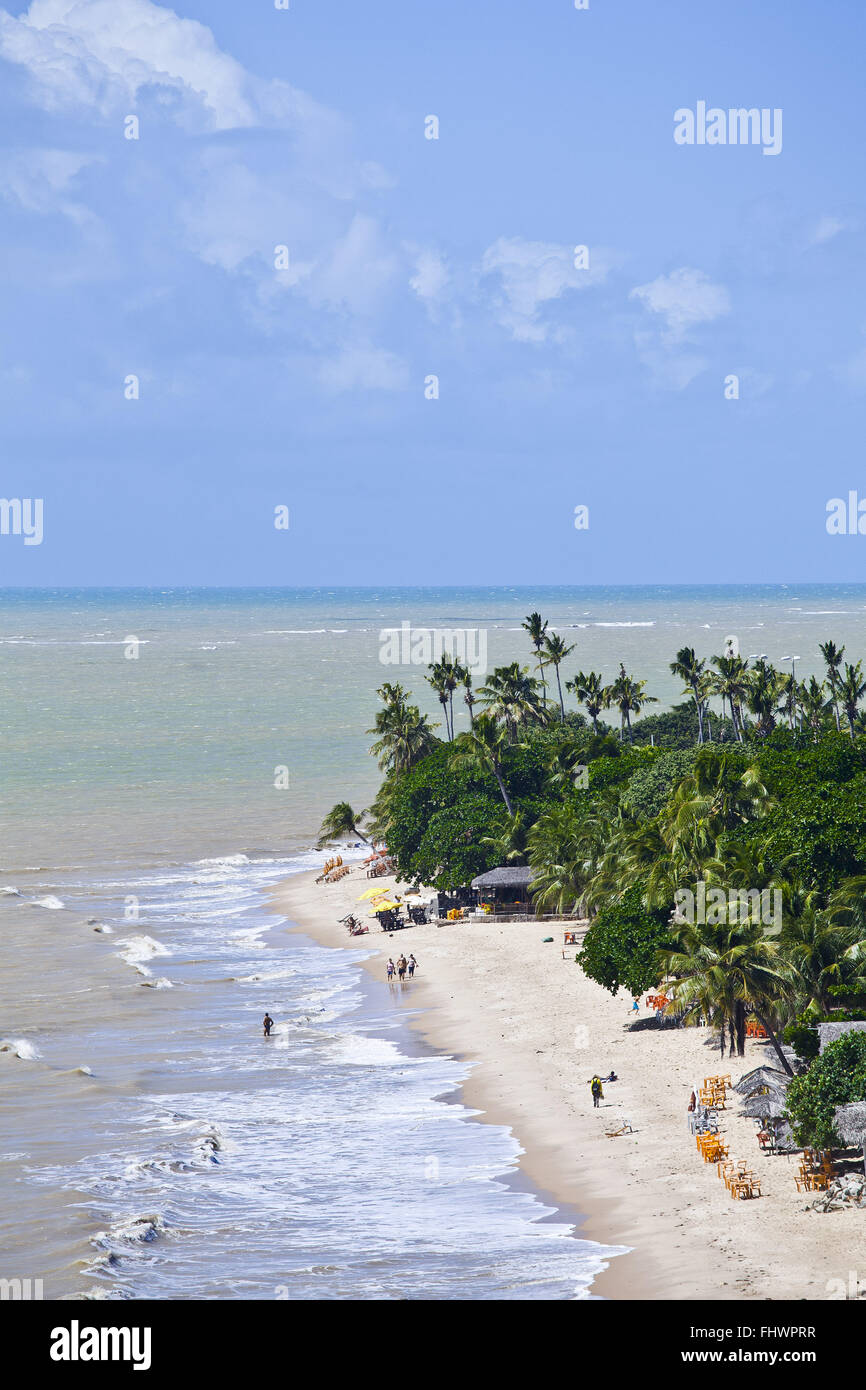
3, 584, 864, 1299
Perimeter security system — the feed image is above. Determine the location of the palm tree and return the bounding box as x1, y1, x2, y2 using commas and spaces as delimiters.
528, 803, 609, 915
522, 611, 549, 707
708, 653, 751, 742
661, 917, 794, 1072
603, 664, 658, 742
670, 646, 707, 744
450, 661, 475, 729
566, 670, 606, 733
477, 662, 546, 742
449, 714, 514, 813
744, 658, 783, 737
543, 632, 575, 719
654, 749, 771, 881
368, 686, 438, 774
800, 676, 830, 741
426, 659, 453, 741
839, 660, 866, 740
781, 910, 866, 1018
317, 802, 369, 848
819, 641, 845, 732
482, 810, 530, 865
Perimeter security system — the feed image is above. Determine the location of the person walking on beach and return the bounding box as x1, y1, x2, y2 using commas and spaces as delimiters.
407, 954, 417, 978
263, 1013, 274, 1038
387, 959, 395, 982
589, 1075, 604, 1109
631, 999, 639, 1016
397, 955, 407, 981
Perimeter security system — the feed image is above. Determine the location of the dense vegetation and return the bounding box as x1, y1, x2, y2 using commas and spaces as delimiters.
318, 618, 866, 1126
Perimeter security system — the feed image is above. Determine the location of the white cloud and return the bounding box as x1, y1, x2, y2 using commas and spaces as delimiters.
409, 249, 449, 303
317, 342, 408, 393
629, 267, 730, 344
0, 147, 101, 222
0, 0, 333, 134
480, 236, 612, 342
810, 215, 846, 245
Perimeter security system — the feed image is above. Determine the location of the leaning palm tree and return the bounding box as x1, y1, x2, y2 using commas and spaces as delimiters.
603, 664, 658, 742
317, 802, 369, 848
819, 640, 845, 732
670, 647, 707, 744
522, 611, 549, 707
839, 660, 866, 740
661, 917, 794, 1073
566, 669, 606, 733
449, 713, 514, 813
542, 632, 575, 720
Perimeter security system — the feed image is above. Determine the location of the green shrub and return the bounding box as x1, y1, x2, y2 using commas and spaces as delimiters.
784, 1029, 866, 1148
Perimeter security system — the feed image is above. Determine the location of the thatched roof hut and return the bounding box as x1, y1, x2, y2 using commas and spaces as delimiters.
818, 1021, 866, 1053
740, 1087, 789, 1120
470, 867, 535, 890
833, 1102, 866, 1149
734, 1065, 790, 1096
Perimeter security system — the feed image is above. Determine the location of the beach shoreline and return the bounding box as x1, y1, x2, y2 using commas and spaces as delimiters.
269, 866, 866, 1302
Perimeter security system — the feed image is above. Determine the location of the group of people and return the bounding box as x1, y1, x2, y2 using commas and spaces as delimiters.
387, 954, 417, 983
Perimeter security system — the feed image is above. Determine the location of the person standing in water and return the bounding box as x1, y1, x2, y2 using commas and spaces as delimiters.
407, 954, 417, 978
397, 955, 407, 981
387, 959, 395, 982
263, 1013, 274, 1038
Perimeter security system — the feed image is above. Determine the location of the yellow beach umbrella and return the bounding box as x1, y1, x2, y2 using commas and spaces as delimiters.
371, 900, 400, 913
358, 886, 389, 901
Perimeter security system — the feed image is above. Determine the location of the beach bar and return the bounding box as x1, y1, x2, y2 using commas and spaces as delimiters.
470, 866, 536, 917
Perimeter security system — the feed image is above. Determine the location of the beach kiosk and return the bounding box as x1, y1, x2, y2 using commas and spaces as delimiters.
470, 866, 536, 917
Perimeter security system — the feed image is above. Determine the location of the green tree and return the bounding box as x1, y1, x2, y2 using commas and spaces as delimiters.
316, 802, 369, 848
477, 662, 546, 742
839, 660, 866, 740
603, 664, 658, 742
543, 632, 576, 720
577, 885, 670, 997
449, 714, 515, 814
669, 647, 707, 744
661, 916, 793, 1071
819, 640, 845, 733
522, 611, 549, 706
785, 1029, 866, 1148
566, 670, 606, 733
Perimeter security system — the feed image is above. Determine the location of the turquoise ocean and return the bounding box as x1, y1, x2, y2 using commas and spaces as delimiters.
2, 585, 865, 1299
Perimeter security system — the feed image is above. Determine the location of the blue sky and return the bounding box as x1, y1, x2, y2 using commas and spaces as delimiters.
0, 0, 864, 585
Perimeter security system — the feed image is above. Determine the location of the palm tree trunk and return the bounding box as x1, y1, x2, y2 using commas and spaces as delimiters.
555, 665, 565, 720
695, 691, 704, 745
753, 1009, 794, 1076
491, 761, 514, 815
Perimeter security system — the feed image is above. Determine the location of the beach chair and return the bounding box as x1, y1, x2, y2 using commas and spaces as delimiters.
605, 1120, 633, 1138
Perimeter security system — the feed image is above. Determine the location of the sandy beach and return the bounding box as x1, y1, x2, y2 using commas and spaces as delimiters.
271, 866, 866, 1301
